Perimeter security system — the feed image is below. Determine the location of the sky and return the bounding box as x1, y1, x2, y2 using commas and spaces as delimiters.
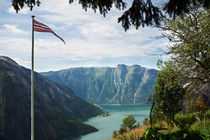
0, 0, 169, 72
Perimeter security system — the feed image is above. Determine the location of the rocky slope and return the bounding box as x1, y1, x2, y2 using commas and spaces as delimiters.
42, 64, 158, 104
0, 56, 103, 140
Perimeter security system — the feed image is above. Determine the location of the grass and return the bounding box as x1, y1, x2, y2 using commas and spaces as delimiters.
108, 110, 210, 140
106, 125, 150, 140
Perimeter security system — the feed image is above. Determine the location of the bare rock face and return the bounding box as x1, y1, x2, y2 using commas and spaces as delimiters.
42, 64, 158, 104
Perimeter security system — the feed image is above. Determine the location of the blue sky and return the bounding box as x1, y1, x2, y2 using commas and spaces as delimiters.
0, 0, 169, 72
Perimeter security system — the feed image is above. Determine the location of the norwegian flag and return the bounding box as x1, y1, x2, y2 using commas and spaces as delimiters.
33, 19, 65, 44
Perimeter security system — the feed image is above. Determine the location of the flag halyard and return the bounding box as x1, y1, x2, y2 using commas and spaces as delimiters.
33, 19, 65, 44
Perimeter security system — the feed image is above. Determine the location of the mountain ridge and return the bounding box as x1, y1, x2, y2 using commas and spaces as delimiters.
0, 56, 103, 140
42, 64, 158, 104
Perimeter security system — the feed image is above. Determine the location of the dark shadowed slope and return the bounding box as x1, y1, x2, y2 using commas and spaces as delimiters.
0, 56, 103, 140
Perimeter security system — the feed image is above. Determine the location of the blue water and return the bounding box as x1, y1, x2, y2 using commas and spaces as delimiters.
80, 104, 151, 140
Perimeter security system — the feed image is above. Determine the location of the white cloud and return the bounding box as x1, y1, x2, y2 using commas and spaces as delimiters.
7, 6, 29, 14
79, 22, 121, 38
126, 28, 141, 35
3, 24, 26, 34
0, 38, 30, 55
0, 0, 170, 72
13, 57, 30, 66
38, 0, 97, 24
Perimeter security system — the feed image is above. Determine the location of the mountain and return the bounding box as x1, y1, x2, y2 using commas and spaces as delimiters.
0, 56, 103, 140
42, 64, 158, 104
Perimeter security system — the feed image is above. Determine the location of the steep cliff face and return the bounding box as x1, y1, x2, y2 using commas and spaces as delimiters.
42, 64, 158, 104
0, 56, 103, 140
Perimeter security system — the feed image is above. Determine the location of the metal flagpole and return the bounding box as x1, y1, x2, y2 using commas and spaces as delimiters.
31, 15, 35, 140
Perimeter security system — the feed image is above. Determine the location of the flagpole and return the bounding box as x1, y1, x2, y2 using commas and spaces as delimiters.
31, 15, 35, 140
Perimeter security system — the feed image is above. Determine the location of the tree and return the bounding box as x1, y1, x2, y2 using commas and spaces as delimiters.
112, 130, 118, 138
120, 115, 137, 130
12, 0, 210, 31
143, 117, 149, 125
150, 5, 210, 125
118, 127, 127, 135
152, 61, 186, 124
160, 6, 210, 85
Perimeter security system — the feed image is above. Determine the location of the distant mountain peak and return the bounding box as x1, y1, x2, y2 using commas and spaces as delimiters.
132, 64, 141, 68
117, 64, 127, 67
42, 64, 158, 104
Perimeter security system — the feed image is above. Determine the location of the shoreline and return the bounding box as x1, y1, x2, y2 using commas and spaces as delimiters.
98, 103, 152, 106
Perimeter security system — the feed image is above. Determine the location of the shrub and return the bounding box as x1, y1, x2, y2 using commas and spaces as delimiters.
128, 134, 135, 140
191, 120, 210, 139
168, 129, 204, 140
139, 127, 168, 140
174, 112, 205, 129
113, 130, 118, 138
121, 115, 137, 130
127, 133, 140, 140
139, 127, 203, 140
143, 118, 149, 125
118, 127, 127, 135
174, 113, 196, 129
204, 110, 210, 119
116, 135, 124, 140
117, 115, 138, 136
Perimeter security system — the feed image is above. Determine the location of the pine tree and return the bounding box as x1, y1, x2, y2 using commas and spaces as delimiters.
12, 0, 210, 31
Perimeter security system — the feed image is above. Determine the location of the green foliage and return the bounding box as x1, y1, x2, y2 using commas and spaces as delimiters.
140, 114, 210, 140
168, 129, 204, 140
152, 61, 186, 124
205, 110, 210, 118
150, 4, 210, 128
143, 118, 149, 125
174, 113, 199, 129
113, 130, 118, 138
116, 135, 124, 140
139, 127, 204, 140
115, 115, 140, 138
12, 0, 209, 31
121, 115, 137, 131
174, 111, 210, 129
118, 126, 127, 135
191, 120, 210, 139
161, 7, 210, 84
139, 127, 168, 140
118, 0, 163, 31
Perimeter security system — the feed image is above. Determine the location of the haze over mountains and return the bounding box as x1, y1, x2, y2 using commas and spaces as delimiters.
42, 64, 158, 104
0, 56, 103, 140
